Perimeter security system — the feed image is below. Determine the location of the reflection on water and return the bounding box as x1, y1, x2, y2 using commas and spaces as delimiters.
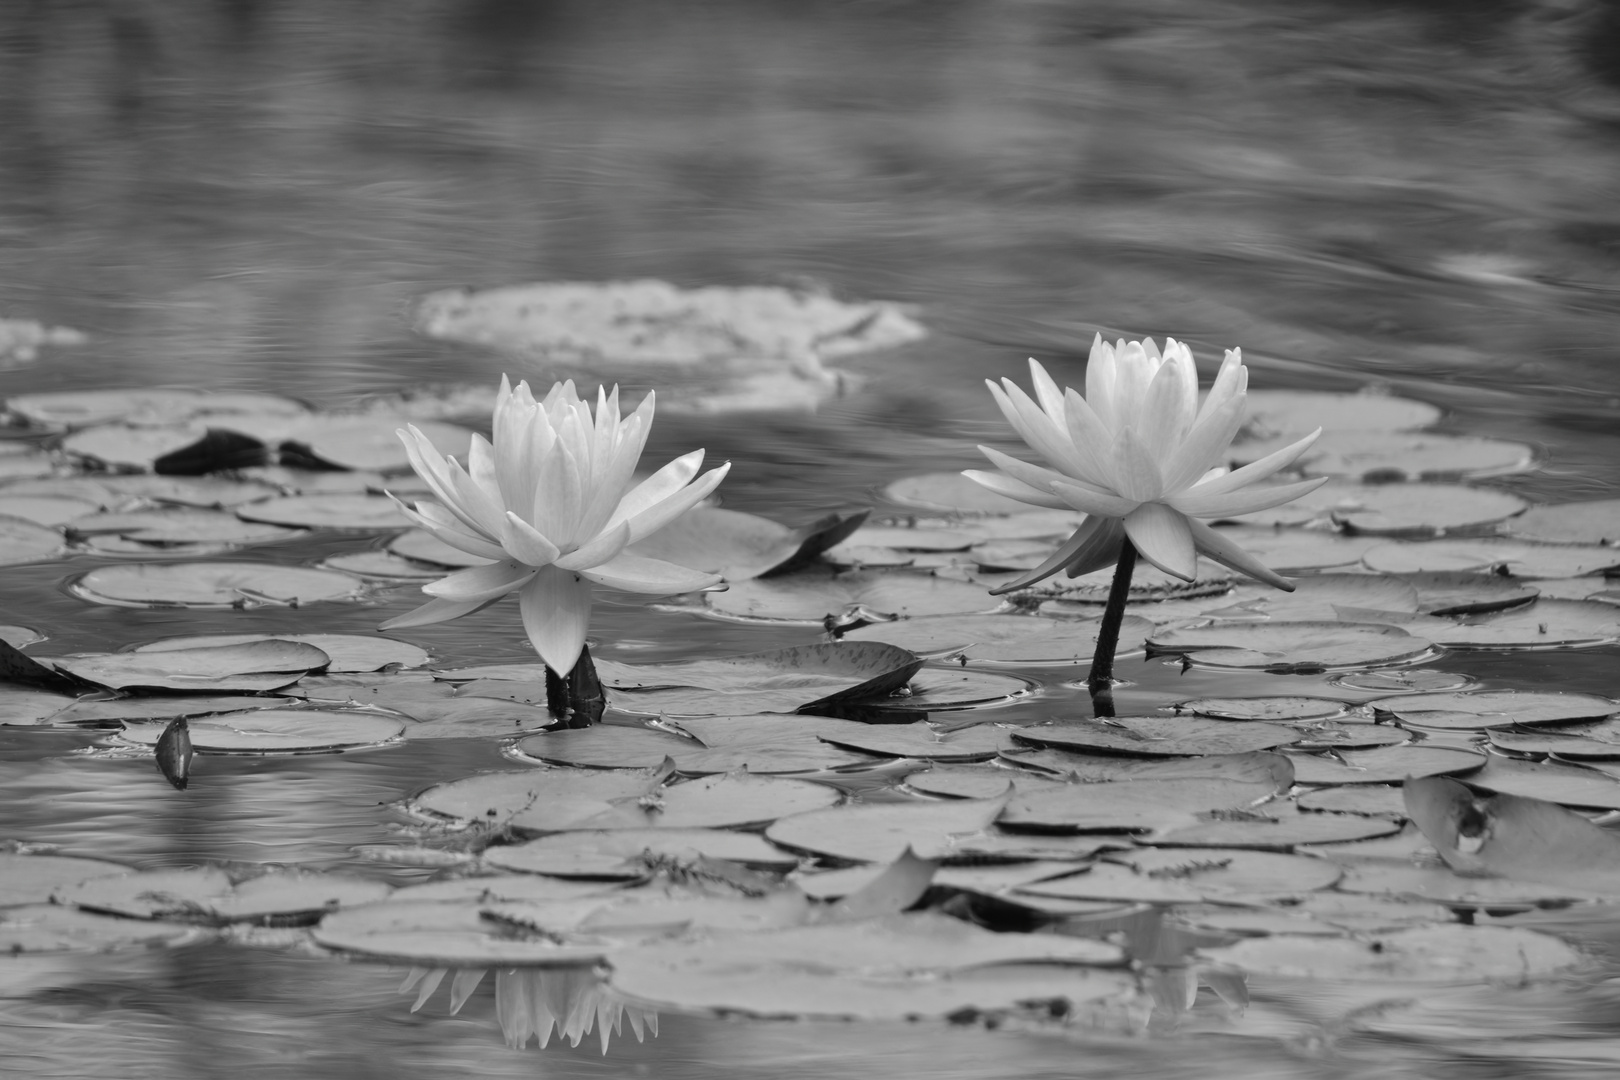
400, 965, 657, 1052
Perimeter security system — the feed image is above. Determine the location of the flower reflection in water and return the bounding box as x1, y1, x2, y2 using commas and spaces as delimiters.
399, 964, 657, 1052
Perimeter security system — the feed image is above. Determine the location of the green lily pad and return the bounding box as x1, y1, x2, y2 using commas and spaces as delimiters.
69, 562, 369, 608
1425, 599, 1620, 649
1362, 538, 1620, 577
1012, 716, 1299, 758
1504, 498, 1620, 545
1019, 848, 1342, 904
626, 507, 868, 581
596, 642, 923, 714
1295, 785, 1407, 816
313, 899, 612, 967
483, 829, 798, 878
1288, 744, 1485, 785
766, 795, 1007, 863
1148, 803, 1401, 850
235, 494, 412, 531
816, 722, 1015, 762
999, 772, 1289, 834
410, 768, 664, 833
59, 866, 391, 924
0, 903, 205, 954
0, 493, 100, 526
1148, 621, 1433, 671
1198, 924, 1579, 981
280, 418, 475, 473
67, 509, 302, 546
1463, 754, 1620, 810
49, 639, 330, 692
569, 772, 842, 831
1323, 482, 1528, 537
1240, 390, 1440, 435
387, 529, 491, 568
1179, 697, 1350, 722
320, 550, 447, 579
45, 694, 297, 726
703, 567, 1001, 623
1402, 571, 1539, 616
4, 388, 306, 429
882, 472, 1035, 514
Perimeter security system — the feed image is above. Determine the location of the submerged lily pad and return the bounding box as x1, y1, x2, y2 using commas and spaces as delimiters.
119, 709, 406, 753
70, 563, 368, 608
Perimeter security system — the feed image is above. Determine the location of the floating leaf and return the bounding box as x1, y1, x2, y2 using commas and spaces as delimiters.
703, 567, 1000, 623
59, 421, 266, 473
119, 709, 406, 753
766, 795, 1007, 863
1402, 571, 1539, 616
1198, 924, 1579, 981
96, 474, 281, 508
891, 668, 1033, 711
0, 493, 99, 526
1321, 482, 1528, 537
67, 509, 302, 546
1425, 599, 1620, 649
1284, 722, 1408, 751
573, 772, 841, 831
903, 763, 1057, 799
1191, 526, 1382, 574
882, 472, 1034, 514
411, 768, 664, 833
1463, 754, 1620, 810
1504, 498, 1620, 545
50, 639, 330, 692
281, 417, 474, 473
46, 694, 296, 726
1362, 538, 1620, 577
0, 853, 128, 907
235, 494, 412, 531
1000, 773, 1288, 834
320, 550, 446, 579
1148, 621, 1433, 671
661, 714, 903, 774
1019, 848, 1342, 904
483, 829, 798, 878
0, 686, 80, 725
1331, 669, 1476, 694
134, 633, 428, 673
1012, 716, 1299, 758
0, 903, 203, 954
70, 562, 368, 608
596, 642, 923, 715
1148, 803, 1401, 850
60, 866, 391, 924
842, 612, 1153, 663
603, 913, 1128, 1021
4, 388, 306, 429
626, 507, 868, 581
314, 899, 611, 966
1372, 689, 1617, 731
0, 514, 68, 566
1488, 718, 1620, 758
816, 722, 1014, 762
1240, 390, 1440, 435
1295, 785, 1407, 816
388, 529, 491, 568
1288, 744, 1484, 785
1232, 431, 1534, 482
1179, 697, 1349, 722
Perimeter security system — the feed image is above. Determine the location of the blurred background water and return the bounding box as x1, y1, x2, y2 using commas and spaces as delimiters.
4, 1, 1620, 1076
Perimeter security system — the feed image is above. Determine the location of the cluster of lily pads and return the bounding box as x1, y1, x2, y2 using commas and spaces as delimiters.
3, 381, 1620, 1049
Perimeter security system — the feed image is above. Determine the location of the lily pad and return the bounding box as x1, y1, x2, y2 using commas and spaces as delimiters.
1240, 390, 1440, 435
483, 829, 798, 878
388, 529, 491, 568
604, 912, 1128, 1021
597, 642, 923, 714
1288, 744, 1485, 785
1148, 804, 1401, 850
69, 562, 368, 608
841, 612, 1153, 663
50, 639, 331, 692
134, 633, 429, 673
1295, 785, 1407, 816
1012, 716, 1299, 758
0, 493, 100, 526
1425, 599, 1620, 649
1403, 571, 1539, 616
410, 768, 665, 833
999, 774, 1289, 834
626, 507, 868, 581
45, 694, 297, 726
766, 795, 1007, 863
59, 866, 391, 924
1323, 482, 1528, 537
0, 686, 82, 725
4, 388, 306, 429
0, 514, 68, 565
816, 722, 1015, 762
1362, 538, 1620, 577
1148, 621, 1433, 671
66, 509, 302, 546
1198, 924, 1579, 982
1019, 848, 1342, 904
96, 473, 282, 508
321, 550, 447, 579
882, 472, 1035, 514
703, 567, 1001, 623
1179, 697, 1349, 722
235, 494, 412, 531
571, 772, 841, 831
281, 417, 475, 473
0, 903, 203, 954
1372, 690, 1618, 730
1463, 754, 1620, 810
1234, 431, 1534, 482
119, 709, 406, 753
1504, 498, 1620, 545
313, 898, 612, 966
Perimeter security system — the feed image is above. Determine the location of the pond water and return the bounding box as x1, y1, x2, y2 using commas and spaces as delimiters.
5, 2, 1620, 1077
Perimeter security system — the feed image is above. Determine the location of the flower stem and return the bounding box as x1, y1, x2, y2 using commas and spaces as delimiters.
545, 644, 606, 728
1087, 540, 1138, 713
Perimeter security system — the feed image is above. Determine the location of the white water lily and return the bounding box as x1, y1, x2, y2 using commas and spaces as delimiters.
383, 377, 729, 675
965, 335, 1326, 593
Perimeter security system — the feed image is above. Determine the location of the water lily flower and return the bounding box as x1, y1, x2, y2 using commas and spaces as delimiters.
382, 377, 729, 675
965, 335, 1326, 594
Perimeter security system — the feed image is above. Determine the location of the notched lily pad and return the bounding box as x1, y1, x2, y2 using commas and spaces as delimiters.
766, 795, 1008, 863
0, 852, 128, 907
1426, 599, 1620, 649
69, 562, 369, 608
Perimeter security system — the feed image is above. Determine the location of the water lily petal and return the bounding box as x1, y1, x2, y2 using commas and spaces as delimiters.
1167, 476, 1329, 519
1123, 502, 1198, 581
1027, 359, 1069, 423
606, 449, 704, 531
977, 445, 1077, 495
1191, 348, 1247, 430
529, 436, 585, 549
1186, 428, 1323, 497
499, 512, 563, 566
1110, 426, 1165, 502
1186, 517, 1295, 591
1161, 394, 1245, 494
390, 496, 508, 562
1060, 388, 1117, 488
989, 515, 1126, 594
991, 379, 1087, 479
380, 595, 499, 630
555, 521, 632, 571
620, 462, 730, 543
962, 469, 1071, 510
1138, 351, 1196, 464
1111, 341, 1157, 432
423, 559, 536, 602
519, 565, 594, 676
576, 412, 646, 540
1049, 480, 1139, 518
1086, 334, 1120, 432
398, 426, 495, 537
579, 552, 724, 594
